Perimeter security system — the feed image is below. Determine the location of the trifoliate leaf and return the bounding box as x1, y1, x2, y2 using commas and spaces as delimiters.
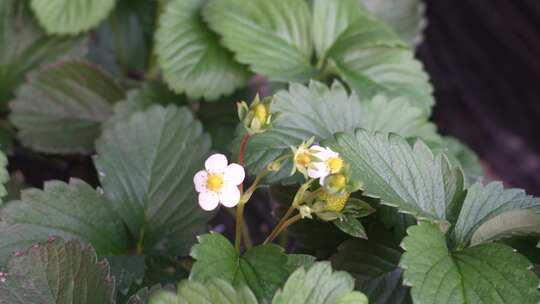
155, 0, 248, 100
0, 238, 115, 304
452, 182, 540, 247
0, 179, 128, 262
9, 60, 125, 154
30, 0, 116, 35
312, 0, 368, 60
106, 255, 146, 295
238, 81, 439, 180
329, 130, 464, 225
0, 0, 85, 104
327, 15, 433, 112
471, 210, 540, 246
400, 222, 540, 304
272, 261, 368, 304
331, 238, 411, 304
360, 0, 427, 47
95, 105, 212, 256
203, 0, 314, 82
190, 233, 290, 304
150, 279, 258, 304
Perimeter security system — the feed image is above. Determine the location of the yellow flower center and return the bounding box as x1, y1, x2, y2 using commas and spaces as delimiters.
319, 191, 350, 212
254, 104, 268, 123
295, 152, 311, 167
327, 174, 347, 189
327, 157, 344, 173
206, 174, 224, 192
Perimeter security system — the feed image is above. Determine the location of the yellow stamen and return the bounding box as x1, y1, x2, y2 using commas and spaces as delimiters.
254, 104, 268, 123
295, 152, 311, 167
327, 157, 344, 173
206, 174, 224, 192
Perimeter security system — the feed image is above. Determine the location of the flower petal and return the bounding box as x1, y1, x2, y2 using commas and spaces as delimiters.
205, 153, 228, 173
219, 186, 241, 208
311, 145, 333, 161
308, 162, 329, 179
198, 191, 219, 211
193, 170, 208, 192
224, 163, 245, 186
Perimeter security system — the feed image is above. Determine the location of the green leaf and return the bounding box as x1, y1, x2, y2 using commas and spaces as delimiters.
0, 125, 14, 155
327, 15, 433, 112
30, 0, 116, 35
128, 285, 169, 304
0, 0, 85, 104
0, 223, 51, 265
360, 95, 440, 143
203, 0, 314, 82
272, 261, 368, 304
312, 0, 367, 60
400, 222, 540, 304
239, 81, 438, 179
435, 136, 483, 185
142, 255, 189, 288
9, 60, 125, 154
452, 182, 540, 247
0, 238, 115, 303
333, 216, 367, 239
360, 0, 427, 47
88, 0, 157, 75
471, 210, 540, 246
151, 279, 258, 304
104, 81, 186, 129
95, 105, 212, 255
190, 233, 290, 304
106, 255, 145, 295
285, 254, 316, 273
198, 88, 259, 151
331, 238, 411, 304
330, 130, 464, 225
156, 0, 248, 100
0, 179, 128, 257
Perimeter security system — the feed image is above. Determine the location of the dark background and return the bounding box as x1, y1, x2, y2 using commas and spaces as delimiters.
420, 0, 540, 195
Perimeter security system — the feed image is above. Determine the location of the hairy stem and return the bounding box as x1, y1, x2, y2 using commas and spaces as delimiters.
264, 179, 315, 245
264, 214, 302, 244
234, 132, 251, 252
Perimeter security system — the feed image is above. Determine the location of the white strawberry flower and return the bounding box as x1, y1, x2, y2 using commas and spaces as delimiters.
193, 153, 245, 211
307, 146, 345, 184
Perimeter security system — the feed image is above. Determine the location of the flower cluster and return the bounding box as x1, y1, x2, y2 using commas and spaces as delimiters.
292, 140, 354, 194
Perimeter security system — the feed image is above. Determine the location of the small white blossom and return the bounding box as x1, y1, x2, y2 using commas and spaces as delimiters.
307, 146, 345, 184
193, 153, 245, 211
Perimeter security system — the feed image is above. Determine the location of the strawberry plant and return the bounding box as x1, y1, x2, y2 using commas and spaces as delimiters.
0, 0, 538, 303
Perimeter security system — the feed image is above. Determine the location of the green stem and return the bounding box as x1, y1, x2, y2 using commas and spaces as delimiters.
234, 201, 246, 252
263, 179, 315, 244
264, 214, 302, 244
